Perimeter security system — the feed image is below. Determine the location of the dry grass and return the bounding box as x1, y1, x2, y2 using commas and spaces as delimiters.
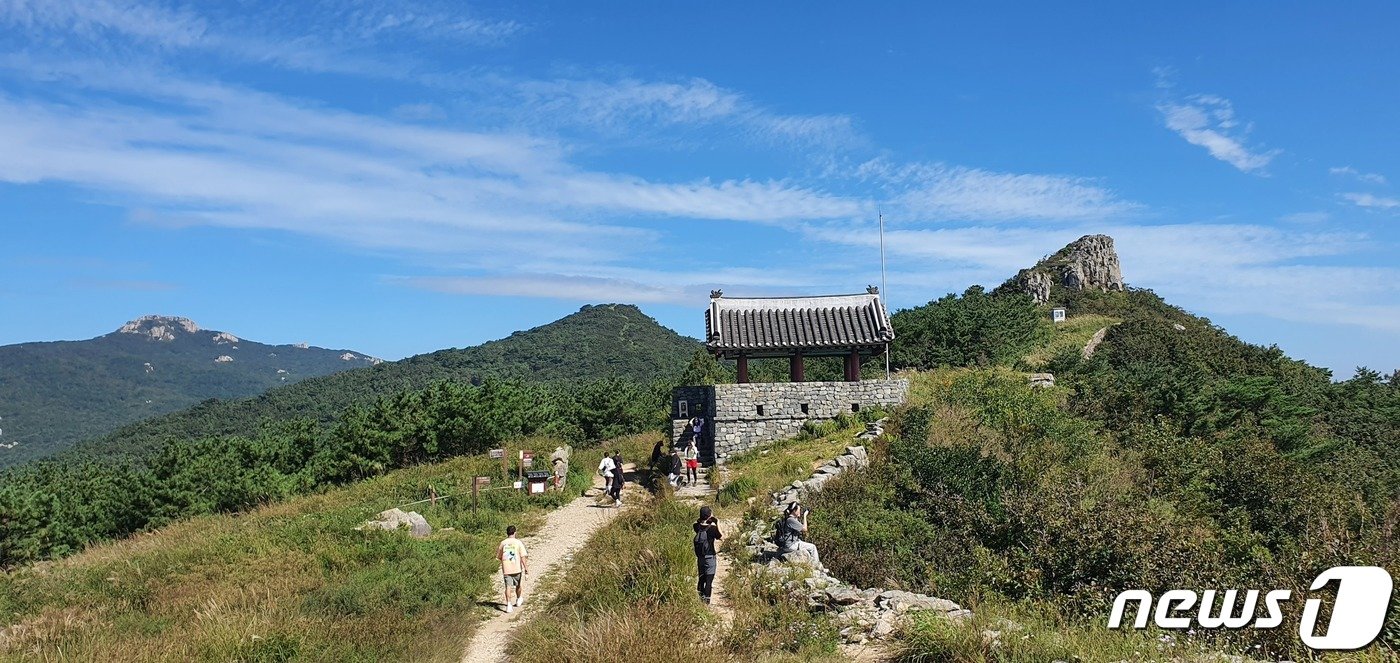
0, 437, 643, 662
507, 497, 724, 663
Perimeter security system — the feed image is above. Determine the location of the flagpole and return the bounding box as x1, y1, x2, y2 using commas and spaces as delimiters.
879, 210, 890, 380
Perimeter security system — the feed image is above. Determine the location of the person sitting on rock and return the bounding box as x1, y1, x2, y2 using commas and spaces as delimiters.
776, 502, 821, 568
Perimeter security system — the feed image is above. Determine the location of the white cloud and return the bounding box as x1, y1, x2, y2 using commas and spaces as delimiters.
0, 0, 208, 48
1341, 192, 1400, 210
0, 0, 517, 79
858, 160, 1137, 222
401, 275, 687, 304
506, 76, 862, 149
0, 61, 868, 276
1330, 166, 1387, 185
1158, 94, 1279, 174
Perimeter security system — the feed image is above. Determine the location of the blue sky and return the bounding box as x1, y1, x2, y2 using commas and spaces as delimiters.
1, 1, 1397, 377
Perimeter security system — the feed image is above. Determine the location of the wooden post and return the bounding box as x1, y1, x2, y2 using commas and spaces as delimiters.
847, 349, 862, 382
737, 356, 749, 384
473, 476, 491, 514
790, 353, 805, 383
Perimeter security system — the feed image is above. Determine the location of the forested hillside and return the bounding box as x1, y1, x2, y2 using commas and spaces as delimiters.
68, 304, 699, 462
0, 316, 375, 468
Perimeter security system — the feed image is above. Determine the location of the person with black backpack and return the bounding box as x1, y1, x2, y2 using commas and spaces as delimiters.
693, 505, 722, 604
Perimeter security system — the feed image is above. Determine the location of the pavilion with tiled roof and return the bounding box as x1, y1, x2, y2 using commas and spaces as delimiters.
704, 287, 894, 383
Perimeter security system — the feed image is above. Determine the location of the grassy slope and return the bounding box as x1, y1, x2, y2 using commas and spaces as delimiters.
1020, 313, 1119, 369
0, 438, 642, 661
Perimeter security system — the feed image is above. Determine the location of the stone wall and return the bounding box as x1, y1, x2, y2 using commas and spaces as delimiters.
742, 443, 971, 645
709, 380, 907, 463
670, 379, 908, 464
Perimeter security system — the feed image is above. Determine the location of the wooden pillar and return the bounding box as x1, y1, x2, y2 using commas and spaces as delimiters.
789, 353, 805, 383
846, 349, 861, 382
737, 356, 749, 384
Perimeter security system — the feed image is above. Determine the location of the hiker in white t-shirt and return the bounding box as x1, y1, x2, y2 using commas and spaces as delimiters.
497, 525, 529, 613
597, 451, 616, 494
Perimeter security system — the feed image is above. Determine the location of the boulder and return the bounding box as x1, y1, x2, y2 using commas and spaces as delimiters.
779, 547, 821, 568
877, 590, 961, 614
360, 508, 431, 538
823, 586, 867, 606
871, 616, 896, 639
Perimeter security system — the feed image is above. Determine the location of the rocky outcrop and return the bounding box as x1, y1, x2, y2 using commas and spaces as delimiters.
116, 315, 200, 341
358, 508, 431, 538
211, 332, 239, 344
741, 435, 970, 645
214, 355, 234, 363
998, 234, 1124, 305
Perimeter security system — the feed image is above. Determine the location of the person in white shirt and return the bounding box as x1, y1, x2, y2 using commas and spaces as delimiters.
597, 451, 615, 495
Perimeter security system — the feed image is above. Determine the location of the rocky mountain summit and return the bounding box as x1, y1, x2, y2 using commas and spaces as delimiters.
1, 317, 379, 467
117, 315, 201, 341
997, 234, 1124, 304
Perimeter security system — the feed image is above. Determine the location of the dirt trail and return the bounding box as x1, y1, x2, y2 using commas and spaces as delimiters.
460, 470, 635, 663
707, 517, 739, 630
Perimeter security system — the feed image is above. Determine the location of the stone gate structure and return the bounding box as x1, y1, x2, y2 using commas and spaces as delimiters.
672, 289, 908, 464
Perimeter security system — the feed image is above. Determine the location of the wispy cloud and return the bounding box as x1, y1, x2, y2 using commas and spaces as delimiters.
505, 76, 863, 149
1341, 192, 1400, 210
0, 0, 519, 79
401, 274, 686, 304
1158, 93, 1280, 174
0, 59, 865, 276
858, 160, 1138, 222
1330, 166, 1387, 185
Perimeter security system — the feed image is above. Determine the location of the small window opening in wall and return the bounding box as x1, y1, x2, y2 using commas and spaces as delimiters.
756, 404, 765, 416
800, 403, 809, 415
851, 403, 861, 413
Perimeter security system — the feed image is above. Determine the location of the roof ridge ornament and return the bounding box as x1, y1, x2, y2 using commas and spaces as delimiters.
866, 285, 879, 295
710, 289, 723, 299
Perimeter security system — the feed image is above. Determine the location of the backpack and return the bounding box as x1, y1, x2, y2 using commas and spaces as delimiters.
693, 527, 715, 558
772, 517, 794, 549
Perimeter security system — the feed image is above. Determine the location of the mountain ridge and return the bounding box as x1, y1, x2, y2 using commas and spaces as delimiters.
62, 303, 700, 464
0, 315, 376, 467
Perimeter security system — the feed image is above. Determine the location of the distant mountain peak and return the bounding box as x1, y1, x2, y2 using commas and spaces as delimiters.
998, 234, 1125, 304
117, 315, 201, 341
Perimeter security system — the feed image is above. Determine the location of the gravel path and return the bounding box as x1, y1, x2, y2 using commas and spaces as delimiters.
460, 474, 632, 663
